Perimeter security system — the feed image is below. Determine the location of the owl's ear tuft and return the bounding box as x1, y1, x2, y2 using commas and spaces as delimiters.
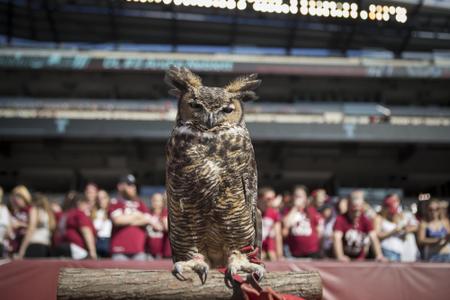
240, 90, 259, 102
225, 74, 261, 102
164, 66, 203, 96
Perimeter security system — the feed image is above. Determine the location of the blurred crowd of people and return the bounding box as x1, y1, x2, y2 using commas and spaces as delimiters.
258, 186, 450, 263
0, 174, 170, 261
0, 178, 449, 263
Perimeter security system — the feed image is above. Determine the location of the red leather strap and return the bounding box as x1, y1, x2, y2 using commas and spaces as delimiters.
218, 246, 306, 300
240, 245, 263, 266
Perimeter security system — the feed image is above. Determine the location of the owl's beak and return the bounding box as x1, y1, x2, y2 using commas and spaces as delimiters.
206, 113, 216, 129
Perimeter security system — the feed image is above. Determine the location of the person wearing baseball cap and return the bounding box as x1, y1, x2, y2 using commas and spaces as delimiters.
119, 174, 137, 186
108, 174, 152, 260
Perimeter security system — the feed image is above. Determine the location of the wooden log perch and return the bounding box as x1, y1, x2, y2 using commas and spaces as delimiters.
57, 268, 322, 300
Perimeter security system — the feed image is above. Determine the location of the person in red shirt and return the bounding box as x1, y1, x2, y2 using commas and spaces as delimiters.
63, 193, 97, 260
109, 174, 152, 261
258, 187, 283, 261
283, 185, 323, 258
333, 190, 386, 262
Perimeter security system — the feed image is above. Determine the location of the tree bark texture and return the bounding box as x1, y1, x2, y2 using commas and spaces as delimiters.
57, 268, 322, 300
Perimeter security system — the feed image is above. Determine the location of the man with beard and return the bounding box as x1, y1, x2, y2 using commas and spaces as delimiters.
109, 174, 152, 260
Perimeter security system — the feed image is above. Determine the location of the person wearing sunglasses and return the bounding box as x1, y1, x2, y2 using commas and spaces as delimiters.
418, 198, 450, 262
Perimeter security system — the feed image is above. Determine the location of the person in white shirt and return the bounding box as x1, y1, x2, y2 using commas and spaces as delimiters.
0, 187, 14, 258
374, 194, 419, 262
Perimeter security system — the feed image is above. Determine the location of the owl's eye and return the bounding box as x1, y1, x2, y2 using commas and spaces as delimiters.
222, 106, 234, 114
189, 102, 202, 110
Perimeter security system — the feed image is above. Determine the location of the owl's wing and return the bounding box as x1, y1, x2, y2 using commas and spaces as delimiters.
166, 198, 174, 262
241, 153, 261, 258
255, 208, 262, 258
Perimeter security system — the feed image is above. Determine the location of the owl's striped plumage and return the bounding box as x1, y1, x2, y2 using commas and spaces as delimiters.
165, 66, 263, 282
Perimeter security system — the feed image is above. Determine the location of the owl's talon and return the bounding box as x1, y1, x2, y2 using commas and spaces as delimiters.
254, 270, 264, 282
224, 269, 237, 288
226, 250, 266, 287
172, 264, 186, 281
197, 267, 208, 285
172, 256, 210, 284
172, 270, 187, 281
193, 259, 209, 285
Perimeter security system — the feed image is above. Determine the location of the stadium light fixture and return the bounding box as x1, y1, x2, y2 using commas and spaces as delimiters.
389, 6, 395, 15
300, 6, 308, 14
227, 0, 236, 9
237, 0, 247, 9
124, 0, 408, 23
360, 10, 368, 20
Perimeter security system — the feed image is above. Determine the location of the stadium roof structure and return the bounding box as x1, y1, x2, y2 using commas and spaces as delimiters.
0, 0, 449, 56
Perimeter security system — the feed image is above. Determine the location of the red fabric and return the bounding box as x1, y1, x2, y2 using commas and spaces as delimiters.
146, 210, 166, 257
333, 213, 373, 259
163, 233, 172, 258
262, 237, 276, 252
147, 236, 164, 257
220, 246, 304, 300
308, 206, 323, 222
287, 207, 321, 256
64, 208, 96, 249
262, 207, 281, 252
109, 198, 149, 254
161, 207, 172, 258
52, 211, 65, 247
241, 283, 306, 300
1, 260, 450, 300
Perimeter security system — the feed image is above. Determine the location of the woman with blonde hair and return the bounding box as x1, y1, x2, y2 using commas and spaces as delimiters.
418, 199, 450, 262
10, 185, 32, 253
92, 189, 112, 258
374, 194, 418, 262
146, 193, 167, 259
17, 193, 56, 258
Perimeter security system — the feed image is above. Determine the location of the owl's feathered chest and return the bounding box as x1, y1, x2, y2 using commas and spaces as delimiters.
167, 125, 250, 167
166, 124, 253, 201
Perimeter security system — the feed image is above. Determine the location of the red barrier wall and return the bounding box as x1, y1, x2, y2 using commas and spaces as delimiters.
0, 259, 449, 300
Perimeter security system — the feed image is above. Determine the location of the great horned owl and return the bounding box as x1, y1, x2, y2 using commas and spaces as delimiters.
165, 66, 264, 284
